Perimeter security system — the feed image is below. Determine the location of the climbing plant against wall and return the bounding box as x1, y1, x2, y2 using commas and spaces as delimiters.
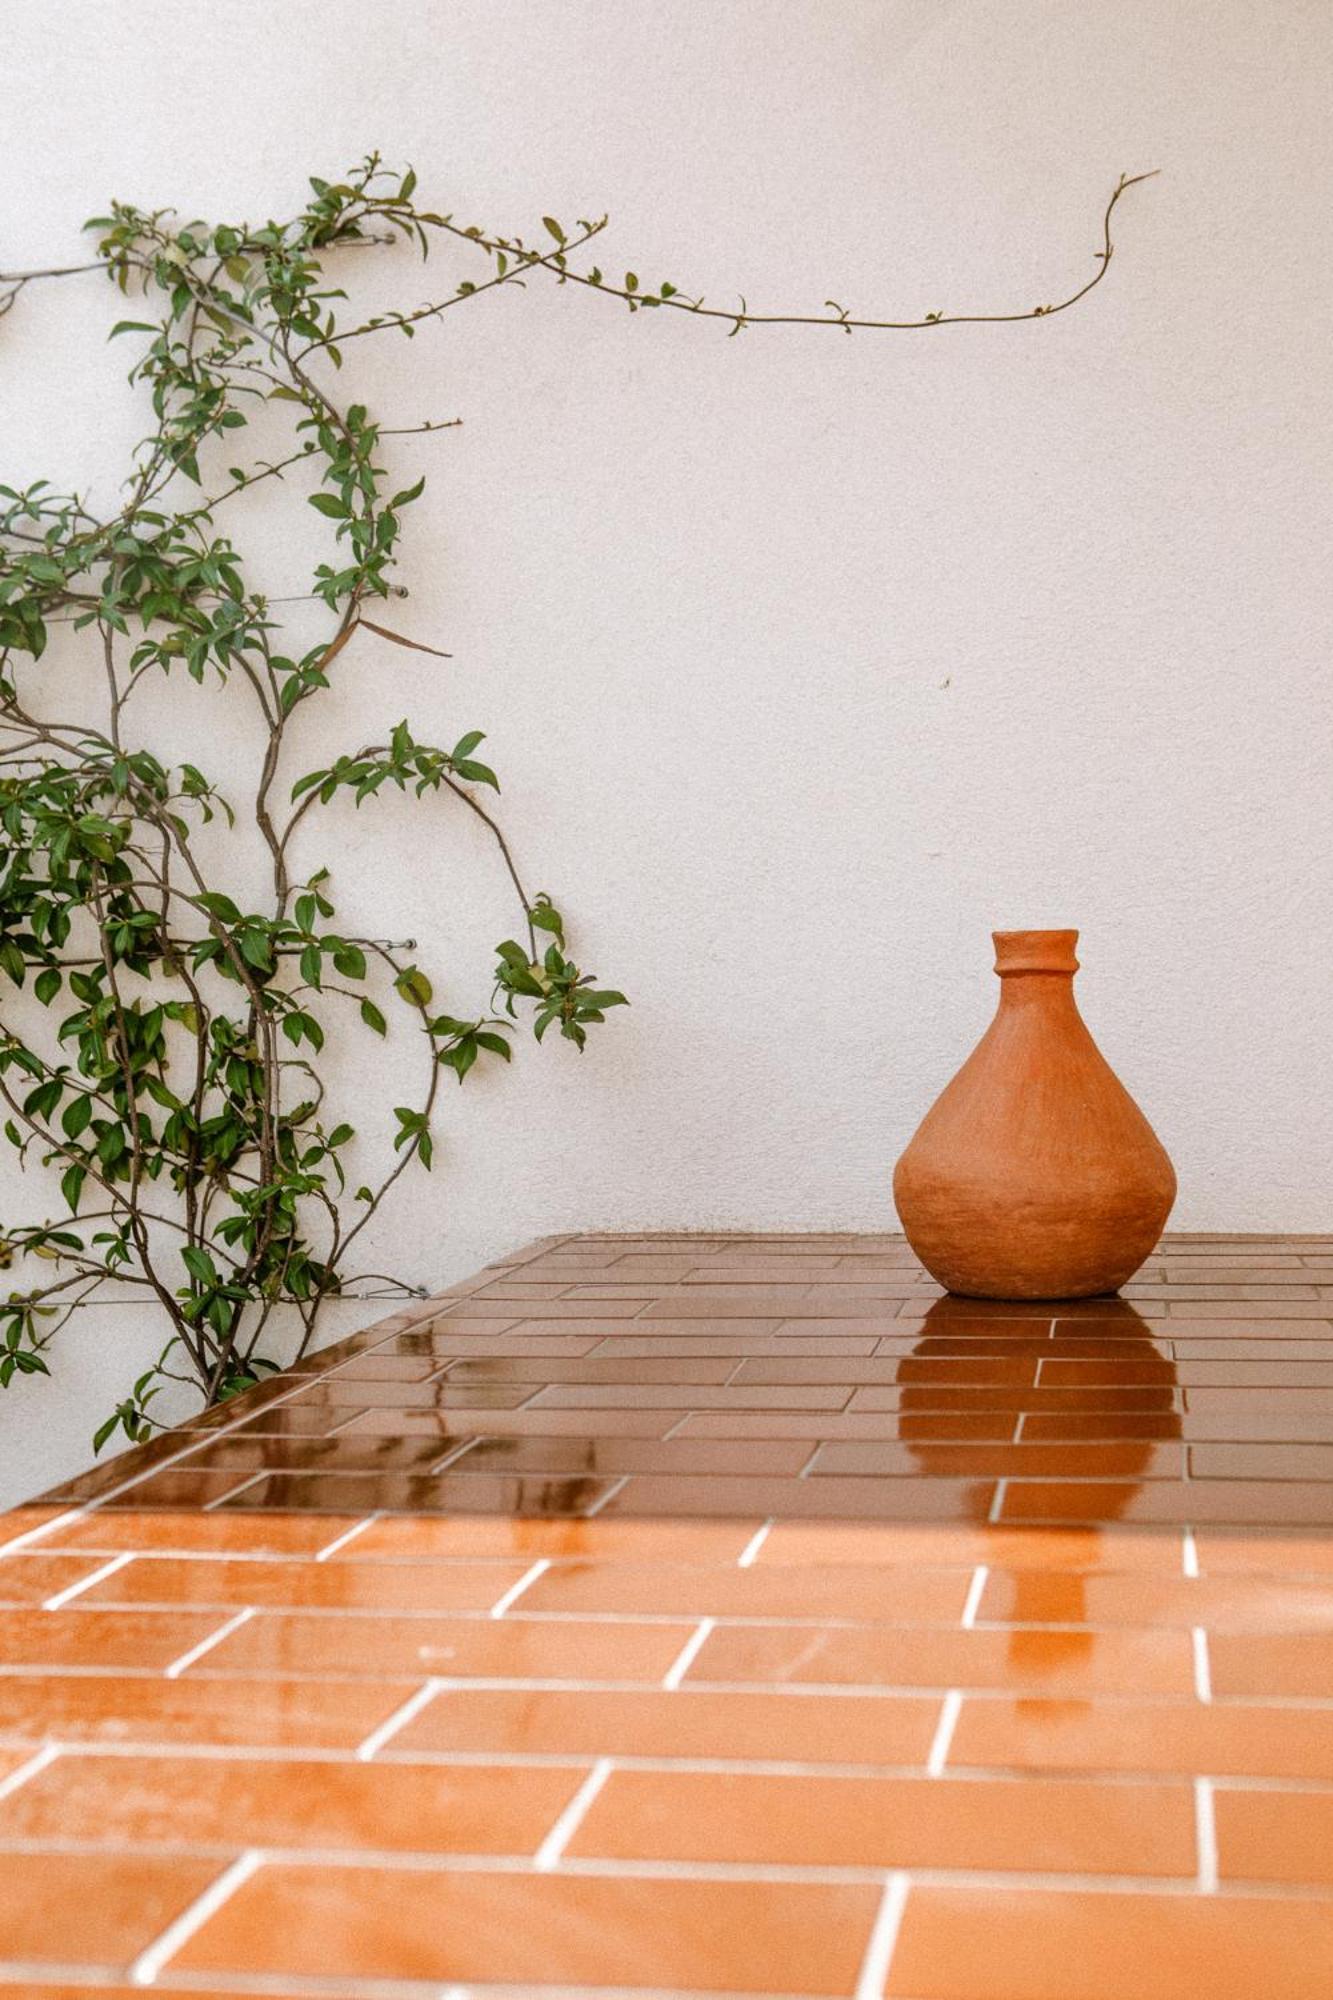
0, 157, 1154, 1447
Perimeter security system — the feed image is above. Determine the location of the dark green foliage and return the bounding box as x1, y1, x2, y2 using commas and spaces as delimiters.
0, 157, 630, 1447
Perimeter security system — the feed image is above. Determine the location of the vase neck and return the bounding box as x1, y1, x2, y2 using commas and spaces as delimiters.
992, 928, 1079, 977
991, 929, 1082, 1018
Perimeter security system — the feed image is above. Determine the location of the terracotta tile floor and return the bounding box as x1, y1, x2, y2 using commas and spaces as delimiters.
2, 1231, 1333, 1998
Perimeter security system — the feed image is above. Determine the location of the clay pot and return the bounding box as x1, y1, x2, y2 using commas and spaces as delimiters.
893, 930, 1175, 1299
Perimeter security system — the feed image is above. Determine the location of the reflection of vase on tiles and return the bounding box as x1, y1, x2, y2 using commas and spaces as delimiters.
894, 931, 1176, 1300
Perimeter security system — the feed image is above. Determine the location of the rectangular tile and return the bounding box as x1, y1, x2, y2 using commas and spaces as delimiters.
73, 1554, 534, 1613
568, 1767, 1194, 1875
390, 1683, 942, 1765
517, 1558, 971, 1623
1001, 1479, 1333, 1526
173, 1864, 881, 1992
758, 1521, 1183, 1572
189, 1609, 694, 1681
688, 1621, 1193, 1696
810, 1441, 1185, 1479
886, 1887, 1333, 2000
0, 1852, 221, 1968
1215, 1787, 1333, 1885
529, 1383, 853, 1408
336, 1515, 764, 1563
446, 1434, 814, 1475
1, 1751, 585, 1855
213, 1470, 620, 1514
976, 1568, 1333, 1632
949, 1696, 1333, 1781
0, 1674, 417, 1750
602, 1473, 997, 1518
1210, 1631, 1333, 1698
0, 1608, 229, 1672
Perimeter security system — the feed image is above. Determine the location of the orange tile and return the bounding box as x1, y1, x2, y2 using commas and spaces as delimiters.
601, 1472, 997, 1518
336, 1514, 764, 1562
37, 1510, 366, 1557
210, 1468, 619, 1514
949, 1697, 1333, 1781
0, 1673, 419, 1750
191, 1609, 693, 1681
1210, 1631, 1333, 1698
811, 1441, 1185, 1478
338, 1404, 683, 1438
173, 1862, 880, 1992
885, 1887, 1333, 1999
0, 1850, 220, 1967
519, 1558, 971, 1623
0, 1607, 230, 1671
1215, 1787, 1333, 1884
448, 1433, 814, 1474
568, 1767, 1194, 1875
1195, 1529, 1333, 1574
977, 1568, 1333, 1631
757, 1521, 1182, 1572
690, 1622, 1194, 1696
1, 1751, 585, 1855
1191, 1441, 1333, 1478
75, 1554, 533, 1612
1001, 1480, 1333, 1526
0, 1553, 113, 1605
391, 1684, 941, 1764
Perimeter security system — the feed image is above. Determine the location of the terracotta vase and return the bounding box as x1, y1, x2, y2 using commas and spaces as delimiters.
893, 929, 1175, 1299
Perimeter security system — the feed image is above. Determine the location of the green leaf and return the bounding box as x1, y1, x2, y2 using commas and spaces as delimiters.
309, 492, 350, 519
394, 966, 433, 1007
61, 1094, 92, 1140
34, 967, 61, 1006
360, 997, 387, 1036
387, 476, 425, 510
107, 320, 157, 339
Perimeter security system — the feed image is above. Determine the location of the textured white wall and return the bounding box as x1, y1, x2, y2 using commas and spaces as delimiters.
2, 0, 1331, 1499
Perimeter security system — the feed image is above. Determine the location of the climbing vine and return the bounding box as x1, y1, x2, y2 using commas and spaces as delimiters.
0, 156, 1153, 1448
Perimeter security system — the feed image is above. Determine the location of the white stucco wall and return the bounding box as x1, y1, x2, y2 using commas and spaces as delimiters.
1, 0, 1330, 1501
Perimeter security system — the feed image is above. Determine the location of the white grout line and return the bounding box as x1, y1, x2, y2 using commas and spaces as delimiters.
490, 1558, 552, 1618
0, 1507, 88, 1554
0, 1743, 59, 1801
41, 1550, 134, 1609
987, 1479, 1008, 1524
1012, 1412, 1026, 1441
533, 1757, 614, 1871
163, 1606, 254, 1680
355, 1679, 444, 1762
1182, 1526, 1200, 1578
661, 1617, 716, 1690
314, 1514, 381, 1562
960, 1565, 989, 1629
1192, 1627, 1213, 1704
201, 1472, 267, 1511
127, 1847, 264, 1984
736, 1520, 773, 1568
926, 1691, 963, 1777
854, 1870, 911, 1999
1195, 1777, 1219, 1892
583, 1476, 631, 1517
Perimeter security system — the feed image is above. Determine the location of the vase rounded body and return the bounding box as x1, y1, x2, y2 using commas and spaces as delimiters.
893, 930, 1176, 1299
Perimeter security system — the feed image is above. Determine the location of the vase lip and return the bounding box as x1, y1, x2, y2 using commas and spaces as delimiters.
992, 928, 1080, 976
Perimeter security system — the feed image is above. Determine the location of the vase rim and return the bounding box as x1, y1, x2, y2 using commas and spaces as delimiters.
992, 928, 1080, 976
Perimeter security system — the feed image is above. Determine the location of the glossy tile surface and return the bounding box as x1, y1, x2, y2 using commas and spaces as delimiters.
2, 1230, 1331, 1998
